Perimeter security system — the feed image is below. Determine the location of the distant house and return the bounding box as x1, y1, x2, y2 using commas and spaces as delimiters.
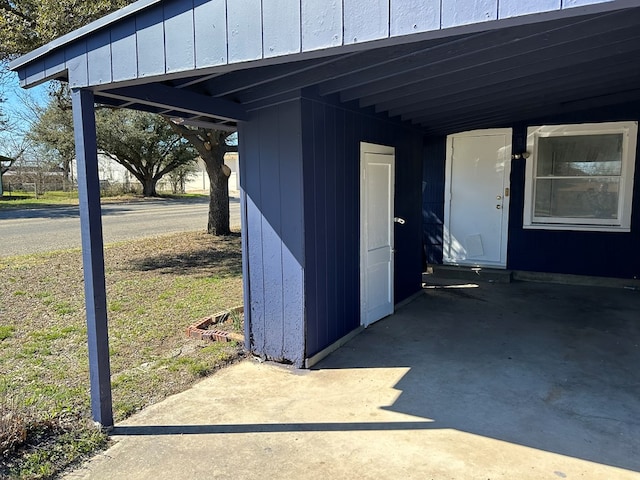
183, 152, 240, 196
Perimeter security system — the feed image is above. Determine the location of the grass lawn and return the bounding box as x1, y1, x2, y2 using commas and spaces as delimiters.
0, 231, 244, 479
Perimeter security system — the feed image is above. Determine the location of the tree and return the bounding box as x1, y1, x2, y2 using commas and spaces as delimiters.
169, 123, 237, 235
166, 161, 198, 195
0, 154, 13, 195
29, 98, 198, 196
27, 86, 75, 189
96, 109, 197, 196
0, 1, 135, 60
3, 0, 237, 233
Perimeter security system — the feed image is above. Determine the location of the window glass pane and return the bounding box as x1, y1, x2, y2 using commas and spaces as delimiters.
534, 178, 620, 219
536, 134, 622, 177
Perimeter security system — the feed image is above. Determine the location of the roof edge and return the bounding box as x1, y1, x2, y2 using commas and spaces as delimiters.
8, 0, 163, 71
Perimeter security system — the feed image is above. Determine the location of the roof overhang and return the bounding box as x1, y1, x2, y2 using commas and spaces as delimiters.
9, 0, 640, 135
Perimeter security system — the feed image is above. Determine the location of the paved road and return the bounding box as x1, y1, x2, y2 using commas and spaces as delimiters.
0, 197, 241, 257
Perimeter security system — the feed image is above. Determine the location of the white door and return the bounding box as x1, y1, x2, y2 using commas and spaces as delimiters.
444, 129, 512, 268
360, 142, 395, 327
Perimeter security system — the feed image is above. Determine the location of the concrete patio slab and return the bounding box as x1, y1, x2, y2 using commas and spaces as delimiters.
65, 281, 640, 480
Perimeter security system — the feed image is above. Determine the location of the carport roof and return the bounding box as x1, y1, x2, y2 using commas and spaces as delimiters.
10, 0, 640, 135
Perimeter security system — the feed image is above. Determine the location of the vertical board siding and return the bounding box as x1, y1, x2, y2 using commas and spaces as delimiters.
498, 0, 560, 19
24, 60, 46, 87
110, 18, 138, 82
257, 107, 285, 359
136, 7, 166, 77
310, 101, 329, 347
344, 0, 390, 45
227, 0, 263, 63
301, 0, 343, 52
263, 0, 302, 58
564, 0, 612, 7
325, 105, 339, 342
505, 105, 640, 279
424, 105, 640, 279
239, 120, 266, 357
163, 0, 196, 73
44, 51, 66, 82
194, 0, 228, 68
422, 137, 446, 265
65, 42, 89, 88
87, 30, 113, 85
277, 103, 306, 361
17, 0, 626, 88
442, 0, 498, 28
391, 0, 441, 36
302, 92, 423, 358
239, 99, 306, 366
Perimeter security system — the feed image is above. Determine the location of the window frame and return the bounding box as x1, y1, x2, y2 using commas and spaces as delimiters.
524, 121, 637, 232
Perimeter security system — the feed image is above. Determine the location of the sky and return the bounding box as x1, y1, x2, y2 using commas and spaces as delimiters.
0, 70, 49, 156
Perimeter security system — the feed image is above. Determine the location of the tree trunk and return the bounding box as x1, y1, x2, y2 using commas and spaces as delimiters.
202, 148, 230, 235
62, 158, 71, 191
141, 177, 158, 196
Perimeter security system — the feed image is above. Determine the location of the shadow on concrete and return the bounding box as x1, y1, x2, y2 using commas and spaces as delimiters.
314, 280, 640, 473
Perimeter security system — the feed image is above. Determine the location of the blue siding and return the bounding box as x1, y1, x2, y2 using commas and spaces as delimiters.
110, 18, 138, 82
194, 0, 228, 68
499, 0, 560, 18
227, 0, 263, 63
422, 137, 446, 265
44, 50, 66, 82
12, 0, 627, 88
164, 0, 196, 73
65, 41, 88, 88
506, 105, 640, 279
87, 30, 112, 85
301, 0, 343, 51
239, 99, 306, 366
136, 7, 166, 77
441, 0, 498, 28
344, 0, 389, 44
301, 91, 423, 358
424, 104, 640, 279
391, 0, 440, 36
263, 0, 302, 58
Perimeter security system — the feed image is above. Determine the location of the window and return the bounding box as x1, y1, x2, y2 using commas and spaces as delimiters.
524, 122, 637, 232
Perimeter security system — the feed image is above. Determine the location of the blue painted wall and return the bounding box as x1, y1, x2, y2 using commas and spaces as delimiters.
239, 98, 306, 366
301, 90, 423, 358
422, 136, 446, 266
507, 104, 640, 279
422, 103, 640, 279
241, 91, 423, 364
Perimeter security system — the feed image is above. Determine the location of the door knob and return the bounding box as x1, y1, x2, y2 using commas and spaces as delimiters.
496, 195, 502, 200
496, 205, 502, 209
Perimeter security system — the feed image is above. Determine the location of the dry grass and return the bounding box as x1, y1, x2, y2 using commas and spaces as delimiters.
0, 231, 244, 479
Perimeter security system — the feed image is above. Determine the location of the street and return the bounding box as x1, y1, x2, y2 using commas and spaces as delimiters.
0, 197, 241, 257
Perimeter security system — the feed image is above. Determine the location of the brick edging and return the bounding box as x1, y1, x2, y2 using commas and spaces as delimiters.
186, 305, 244, 343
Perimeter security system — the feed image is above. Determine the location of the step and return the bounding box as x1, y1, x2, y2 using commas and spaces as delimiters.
423, 264, 513, 284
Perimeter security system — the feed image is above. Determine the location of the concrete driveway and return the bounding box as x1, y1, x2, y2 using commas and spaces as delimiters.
65, 280, 640, 480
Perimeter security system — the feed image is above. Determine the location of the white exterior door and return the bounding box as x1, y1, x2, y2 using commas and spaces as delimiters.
444, 129, 512, 268
360, 142, 395, 327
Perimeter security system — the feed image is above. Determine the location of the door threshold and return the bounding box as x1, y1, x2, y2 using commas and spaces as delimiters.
424, 264, 513, 284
